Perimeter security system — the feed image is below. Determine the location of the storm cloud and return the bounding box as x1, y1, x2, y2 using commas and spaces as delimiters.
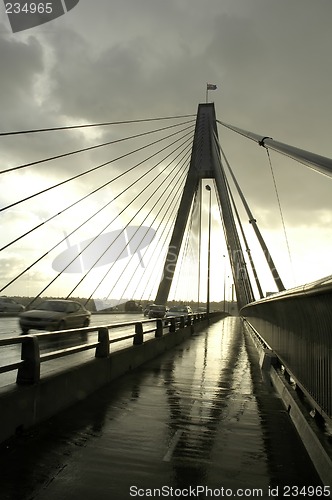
1, 0, 332, 296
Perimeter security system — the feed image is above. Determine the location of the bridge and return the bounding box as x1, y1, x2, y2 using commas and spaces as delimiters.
0, 103, 331, 497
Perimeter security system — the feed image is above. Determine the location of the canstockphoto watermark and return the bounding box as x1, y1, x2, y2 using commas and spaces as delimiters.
3, 0, 80, 33
52, 227, 156, 274
129, 485, 266, 497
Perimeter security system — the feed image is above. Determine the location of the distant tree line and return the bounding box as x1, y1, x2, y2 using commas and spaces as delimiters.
2, 295, 238, 314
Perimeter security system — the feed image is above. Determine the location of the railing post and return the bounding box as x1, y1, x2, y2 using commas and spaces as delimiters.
16, 335, 40, 385
95, 327, 110, 358
155, 319, 163, 338
187, 315, 194, 333
169, 317, 176, 333
133, 322, 144, 345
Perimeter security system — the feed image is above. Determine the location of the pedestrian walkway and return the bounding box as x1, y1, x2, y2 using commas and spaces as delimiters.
0, 317, 322, 499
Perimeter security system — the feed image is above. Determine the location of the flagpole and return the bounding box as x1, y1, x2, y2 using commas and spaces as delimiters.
206, 83, 217, 103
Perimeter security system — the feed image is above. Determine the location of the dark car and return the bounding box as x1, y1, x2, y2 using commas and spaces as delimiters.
19, 299, 91, 334
165, 305, 193, 318
148, 304, 168, 319
143, 304, 154, 317
124, 300, 143, 312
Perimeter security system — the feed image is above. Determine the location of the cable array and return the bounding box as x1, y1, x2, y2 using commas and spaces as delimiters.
3, 109, 301, 306
1, 115, 196, 304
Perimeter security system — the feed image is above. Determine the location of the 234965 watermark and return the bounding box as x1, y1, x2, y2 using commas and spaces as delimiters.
5, 2, 53, 14
3, 0, 80, 33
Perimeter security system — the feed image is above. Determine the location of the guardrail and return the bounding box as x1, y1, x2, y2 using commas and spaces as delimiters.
0, 313, 207, 386
0, 311, 229, 445
241, 275, 332, 422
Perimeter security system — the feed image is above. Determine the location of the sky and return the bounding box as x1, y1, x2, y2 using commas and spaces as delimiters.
1, 0, 332, 304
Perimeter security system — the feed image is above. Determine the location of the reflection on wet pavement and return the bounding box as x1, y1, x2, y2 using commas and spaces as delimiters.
0, 317, 322, 499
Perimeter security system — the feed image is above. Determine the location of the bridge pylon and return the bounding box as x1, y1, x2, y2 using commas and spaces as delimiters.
155, 103, 255, 309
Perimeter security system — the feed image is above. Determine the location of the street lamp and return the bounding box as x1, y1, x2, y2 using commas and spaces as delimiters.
205, 185, 212, 317
223, 255, 226, 312
227, 276, 230, 312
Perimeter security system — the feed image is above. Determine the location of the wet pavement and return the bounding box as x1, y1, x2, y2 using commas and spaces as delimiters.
0, 316, 323, 499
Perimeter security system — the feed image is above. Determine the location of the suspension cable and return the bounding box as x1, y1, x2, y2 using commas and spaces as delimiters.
171, 195, 196, 301
80, 147, 191, 302
1, 130, 194, 251
134, 166, 189, 303
214, 128, 285, 293
0, 119, 195, 176
1, 123, 194, 213
24, 140, 193, 305
95, 152, 191, 304
172, 185, 201, 303
0, 114, 196, 136
135, 171, 189, 304
1, 136, 193, 295
212, 134, 255, 305
217, 119, 332, 179
265, 148, 295, 285
224, 169, 263, 299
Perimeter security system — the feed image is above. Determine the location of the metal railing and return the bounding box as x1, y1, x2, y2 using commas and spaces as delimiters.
241, 275, 332, 422
0, 313, 208, 386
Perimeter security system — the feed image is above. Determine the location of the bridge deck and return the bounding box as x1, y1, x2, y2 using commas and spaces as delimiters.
0, 317, 322, 499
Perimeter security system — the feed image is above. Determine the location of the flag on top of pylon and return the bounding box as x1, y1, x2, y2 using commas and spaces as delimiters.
207, 83, 217, 90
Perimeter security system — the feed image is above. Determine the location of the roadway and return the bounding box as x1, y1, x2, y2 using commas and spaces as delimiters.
0, 313, 145, 388
0, 312, 144, 338
0, 316, 323, 499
